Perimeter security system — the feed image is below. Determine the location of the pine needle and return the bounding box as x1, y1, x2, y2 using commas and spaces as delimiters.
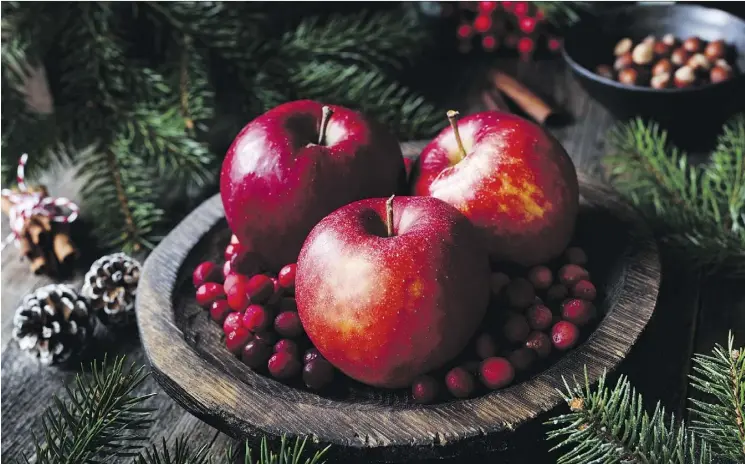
134, 437, 211, 464
225, 436, 329, 464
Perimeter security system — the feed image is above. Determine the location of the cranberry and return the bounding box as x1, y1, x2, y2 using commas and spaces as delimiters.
267, 278, 282, 306
196, 283, 225, 307
525, 331, 552, 358
278, 264, 297, 294
226, 279, 250, 312
552, 321, 580, 350
223, 312, 242, 335
303, 347, 321, 364
561, 298, 594, 326
193, 261, 221, 287
230, 234, 240, 244
505, 278, 535, 308
224, 273, 248, 295
445, 367, 475, 398
274, 311, 304, 338
241, 340, 272, 368
411, 375, 439, 404
480, 357, 515, 389
546, 284, 569, 303
230, 251, 263, 276
246, 274, 274, 304
564, 247, 588, 266
222, 260, 232, 278
243, 304, 271, 332
210, 300, 231, 323
572, 280, 597, 301
303, 358, 335, 390
558, 264, 589, 286
527, 266, 553, 290
278, 297, 297, 313
268, 351, 301, 379
274, 338, 299, 357
508, 348, 536, 371
474, 333, 497, 359
226, 328, 253, 354
254, 330, 278, 346
490, 272, 510, 295
503, 313, 530, 343
224, 242, 244, 261
525, 304, 553, 331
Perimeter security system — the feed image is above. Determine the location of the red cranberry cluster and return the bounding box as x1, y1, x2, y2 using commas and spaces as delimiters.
192, 235, 334, 390
410, 246, 597, 403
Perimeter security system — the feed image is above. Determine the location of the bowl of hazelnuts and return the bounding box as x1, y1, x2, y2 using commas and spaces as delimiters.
562, 4, 745, 148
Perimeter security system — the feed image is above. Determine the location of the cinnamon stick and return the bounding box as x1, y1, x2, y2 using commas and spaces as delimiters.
489, 70, 555, 125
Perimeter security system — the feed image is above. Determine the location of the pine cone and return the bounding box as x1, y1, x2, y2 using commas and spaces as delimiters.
81, 253, 141, 327
12, 284, 94, 365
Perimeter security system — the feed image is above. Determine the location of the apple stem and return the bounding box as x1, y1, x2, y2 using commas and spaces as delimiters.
447, 110, 467, 161
386, 194, 395, 237
318, 106, 334, 145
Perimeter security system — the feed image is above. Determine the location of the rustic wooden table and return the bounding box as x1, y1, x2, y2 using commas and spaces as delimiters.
2, 58, 743, 463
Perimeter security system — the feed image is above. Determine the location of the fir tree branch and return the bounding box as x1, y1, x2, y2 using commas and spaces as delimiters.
546, 368, 710, 464
134, 437, 211, 464
224, 436, 329, 464
689, 332, 745, 461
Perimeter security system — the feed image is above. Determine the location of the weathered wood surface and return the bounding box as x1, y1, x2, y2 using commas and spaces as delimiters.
2, 58, 741, 463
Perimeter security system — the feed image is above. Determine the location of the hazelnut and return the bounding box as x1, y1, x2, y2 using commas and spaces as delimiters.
632, 42, 654, 65
687, 53, 711, 72
595, 64, 614, 79
652, 58, 673, 76
618, 68, 639, 86
614, 52, 634, 71
683, 36, 703, 53
674, 66, 696, 88
614, 37, 633, 56
715, 59, 732, 72
650, 72, 671, 89
662, 33, 677, 47
653, 40, 671, 57
671, 47, 690, 66
704, 39, 726, 62
710, 65, 732, 84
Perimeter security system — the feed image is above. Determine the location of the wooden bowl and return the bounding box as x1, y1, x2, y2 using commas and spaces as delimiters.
137, 173, 660, 463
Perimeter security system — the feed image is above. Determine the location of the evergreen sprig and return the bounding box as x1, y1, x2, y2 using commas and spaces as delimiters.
604, 116, 745, 277
689, 333, 745, 461
225, 436, 329, 464
547, 368, 709, 464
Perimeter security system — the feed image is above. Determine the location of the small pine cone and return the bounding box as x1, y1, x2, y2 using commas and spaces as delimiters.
13, 284, 94, 365
82, 253, 141, 327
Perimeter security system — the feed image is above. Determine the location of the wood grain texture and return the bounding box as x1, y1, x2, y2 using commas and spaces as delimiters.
136, 172, 661, 462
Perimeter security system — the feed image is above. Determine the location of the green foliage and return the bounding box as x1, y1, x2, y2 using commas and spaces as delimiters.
225, 436, 329, 464
134, 438, 211, 464
689, 333, 745, 461
547, 368, 709, 464
604, 116, 745, 277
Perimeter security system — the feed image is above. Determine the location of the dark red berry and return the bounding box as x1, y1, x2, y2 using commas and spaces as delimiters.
565, 246, 588, 266
527, 266, 553, 290
525, 331, 552, 358
505, 278, 535, 308
210, 300, 231, 323
503, 313, 530, 343
278, 297, 297, 313
558, 264, 590, 286
223, 312, 242, 335
241, 340, 272, 368
254, 330, 278, 346
196, 283, 225, 307
193, 261, 221, 287
572, 280, 597, 301
226, 279, 250, 312
268, 351, 301, 379
508, 348, 536, 371
490, 272, 510, 295
552, 321, 580, 350
267, 278, 282, 306
480, 357, 515, 389
246, 274, 274, 304
226, 328, 253, 354
278, 264, 297, 294
411, 375, 439, 404
525, 304, 553, 331
445, 367, 475, 398
224, 242, 243, 261
274, 338, 299, 357
274, 311, 304, 338
474, 332, 497, 359
303, 347, 321, 364
561, 298, 594, 326
303, 358, 334, 390
243, 304, 271, 332
230, 251, 263, 276
222, 260, 232, 278
546, 284, 569, 303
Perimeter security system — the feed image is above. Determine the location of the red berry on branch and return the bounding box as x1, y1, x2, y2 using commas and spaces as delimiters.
457, 23, 473, 39
226, 328, 253, 354
514, 2, 529, 16
445, 367, 475, 398
502, 1, 514, 12
193, 261, 221, 287
572, 280, 597, 301
548, 37, 562, 52
210, 300, 231, 323
525, 304, 553, 330
482, 35, 498, 51
525, 331, 552, 358
274, 310, 304, 338
479, 1, 498, 12
223, 311, 242, 335
552, 321, 580, 350
196, 283, 225, 307
519, 17, 536, 34
243, 304, 271, 332
242, 340, 272, 368
304, 358, 335, 390
474, 14, 492, 33
412, 375, 439, 404
268, 351, 301, 379
535, 9, 545, 21
480, 357, 515, 389
518, 37, 534, 54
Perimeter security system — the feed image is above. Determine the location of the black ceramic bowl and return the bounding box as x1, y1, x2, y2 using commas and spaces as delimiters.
562, 4, 745, 149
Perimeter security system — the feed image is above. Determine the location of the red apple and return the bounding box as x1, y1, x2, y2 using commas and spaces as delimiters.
296, 195, 490, 388
221, 100, 405, 271
411, 110, 579, 266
